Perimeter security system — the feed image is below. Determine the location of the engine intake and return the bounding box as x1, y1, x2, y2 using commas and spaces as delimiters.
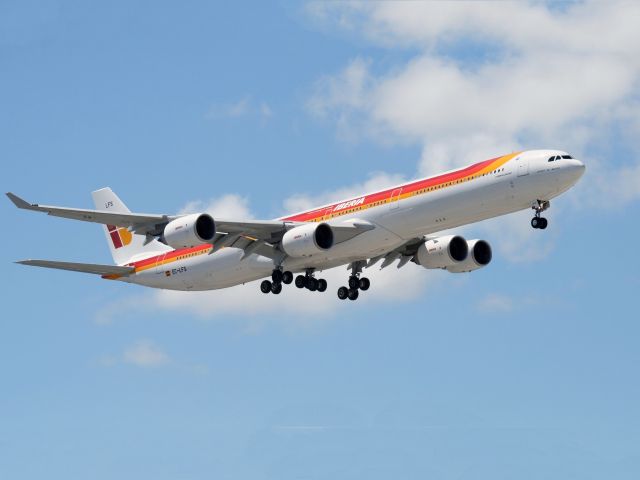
416, 235, 468, 269
282, 223, 334, 257
163, 213, 215, 249
446, 239, 492, 273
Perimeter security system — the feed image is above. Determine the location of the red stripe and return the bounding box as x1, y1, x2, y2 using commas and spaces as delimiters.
110, 231, 123, 248
281, 157, 499, 222
129, 244, 211, 269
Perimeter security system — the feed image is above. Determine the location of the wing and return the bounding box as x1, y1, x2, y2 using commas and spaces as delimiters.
7, 192, 172, 236
16, 259, 135, 276
7, 192, 375, 247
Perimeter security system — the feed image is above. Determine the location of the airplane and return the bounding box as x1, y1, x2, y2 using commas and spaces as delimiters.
7, 149, 585, 301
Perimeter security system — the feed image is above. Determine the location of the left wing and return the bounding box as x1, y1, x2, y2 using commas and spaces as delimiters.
7, 192, 173, 236
7, 192, 374, 248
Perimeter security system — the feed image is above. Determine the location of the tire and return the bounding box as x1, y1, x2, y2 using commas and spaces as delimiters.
272, 269, 283, 284
271, 282, 282, 294
260, 280, 272, 294
359, 277, 370, 291
337, 286, 349, 300
347, 288, 359, 301
307, 277, 318, 291
539, 217, 548, 229
531, 217, 540, 229
348, 276, 359, 289
317, 279, 327, 292
295, 275, 306, 288
282, 271, 293, 284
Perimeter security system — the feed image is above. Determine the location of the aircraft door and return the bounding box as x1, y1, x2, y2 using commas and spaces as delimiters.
154, 253, 168, 275
517, 156, 529, 177
389, 188, 402, 210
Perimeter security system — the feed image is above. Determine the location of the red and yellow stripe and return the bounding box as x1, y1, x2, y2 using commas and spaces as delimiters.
281, 152, 520, 223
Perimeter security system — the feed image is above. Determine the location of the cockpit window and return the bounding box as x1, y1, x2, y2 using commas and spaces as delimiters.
549, 154, 573, 162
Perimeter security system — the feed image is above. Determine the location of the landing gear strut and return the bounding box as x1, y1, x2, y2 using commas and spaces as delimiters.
294, 270, 328, 293
531, 200, 550, 230
337, 261, 370, 301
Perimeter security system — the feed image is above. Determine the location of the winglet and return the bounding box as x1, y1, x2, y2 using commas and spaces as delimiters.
6, 192, 39, 210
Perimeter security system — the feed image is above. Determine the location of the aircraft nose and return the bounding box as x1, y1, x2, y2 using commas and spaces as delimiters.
567, 158, 586, 183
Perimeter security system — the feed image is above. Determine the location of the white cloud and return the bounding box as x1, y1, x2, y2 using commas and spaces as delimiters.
151, 261, 433, 331
179, 193, 255, 219
123, 340, 170, 367
284, 171, 405, 214
306, 1, 640, 201
100, 339, 171, 368
205, 96, 273, 121
476, 293, 515, 314
149, 183, 443, 328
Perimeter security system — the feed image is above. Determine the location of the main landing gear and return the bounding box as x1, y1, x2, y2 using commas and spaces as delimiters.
261, 269, 327, 294
337, 262, 370, 301
531, 199, 550, 230
294, 270, 327, 293
260, 268, 294, 295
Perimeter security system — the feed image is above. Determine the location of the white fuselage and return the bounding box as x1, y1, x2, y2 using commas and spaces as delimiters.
123, 150, 585, 291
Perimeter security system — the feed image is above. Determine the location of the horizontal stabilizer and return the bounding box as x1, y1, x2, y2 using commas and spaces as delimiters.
16, 259, 135, 276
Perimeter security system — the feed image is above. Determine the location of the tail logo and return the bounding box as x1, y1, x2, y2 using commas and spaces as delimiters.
107, 225, 132, 249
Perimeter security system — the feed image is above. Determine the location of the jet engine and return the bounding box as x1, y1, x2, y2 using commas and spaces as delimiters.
416, 235, 468, 269
163, 213, 216, 249
281, 223, 334, 257
446, 239, 492, 273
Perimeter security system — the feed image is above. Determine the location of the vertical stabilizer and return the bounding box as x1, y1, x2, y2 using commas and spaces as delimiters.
92, 188, 172, 265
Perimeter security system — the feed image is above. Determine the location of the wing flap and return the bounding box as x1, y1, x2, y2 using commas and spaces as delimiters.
16, 259, 135, 276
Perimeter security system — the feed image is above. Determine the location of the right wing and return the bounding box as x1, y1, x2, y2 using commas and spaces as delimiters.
16, 259, 135, 276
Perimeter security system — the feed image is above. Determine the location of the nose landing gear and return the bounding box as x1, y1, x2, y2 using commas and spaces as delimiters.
531, 200, 550, 229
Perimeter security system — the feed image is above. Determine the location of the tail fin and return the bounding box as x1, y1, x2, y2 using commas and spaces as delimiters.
92, 188, 172, 265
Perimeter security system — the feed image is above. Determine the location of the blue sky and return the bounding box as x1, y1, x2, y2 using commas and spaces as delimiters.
2, 1, 640, 479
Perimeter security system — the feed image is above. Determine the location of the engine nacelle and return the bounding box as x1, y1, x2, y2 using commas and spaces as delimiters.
163, 213, 216, 249
446, 239, 492, 273
281, 223, 334, 257
416, 235, 468, 269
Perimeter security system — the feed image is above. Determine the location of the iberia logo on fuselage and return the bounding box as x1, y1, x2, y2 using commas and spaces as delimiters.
107, 225, 132, 249
333, 197, 365, 212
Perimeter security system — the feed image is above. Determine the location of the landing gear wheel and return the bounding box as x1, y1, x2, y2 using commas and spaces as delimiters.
317, 279, 327, 292
347, 288, 359, 301
358, 277, 370, 291
271, 282, 282, 294
282, 271, 293, 285
260, 280, 272, 294
295, 275, 306, 289
531, 217, 540, 229
337, 286, 349, 300
271, 269, 283, 284
348, 276, 360, 290
539, 217, 548, 229
307, 277, 318, 292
